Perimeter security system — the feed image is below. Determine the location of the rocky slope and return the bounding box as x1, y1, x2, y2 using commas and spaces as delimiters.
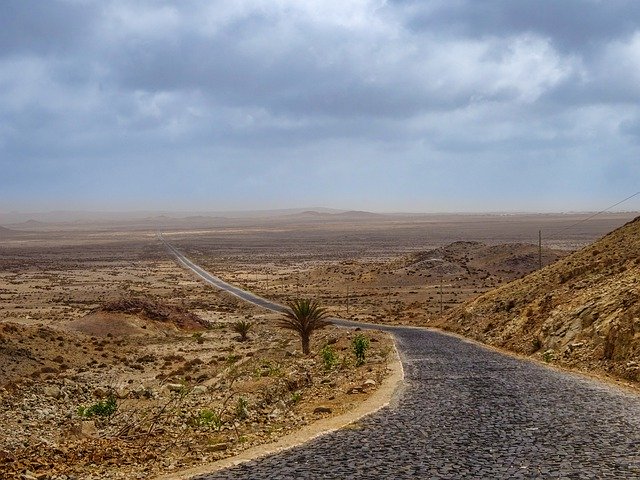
402, 241, 567, 281
0, 306, 392, 479
432, 216, 640, 384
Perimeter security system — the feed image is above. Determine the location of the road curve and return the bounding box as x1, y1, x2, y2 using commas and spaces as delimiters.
162, 237, 640, 479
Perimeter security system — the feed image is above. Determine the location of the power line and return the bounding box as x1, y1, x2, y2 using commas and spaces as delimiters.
544, 190, 640, 239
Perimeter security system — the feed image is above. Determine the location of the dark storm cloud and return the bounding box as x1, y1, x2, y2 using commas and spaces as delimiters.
0, 0, 639, 212
398, 0, 640, 53
0, 0, 99, 57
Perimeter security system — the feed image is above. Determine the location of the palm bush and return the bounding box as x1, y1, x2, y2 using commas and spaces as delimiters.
277, 299, 331, 355
232, 319, 252, 341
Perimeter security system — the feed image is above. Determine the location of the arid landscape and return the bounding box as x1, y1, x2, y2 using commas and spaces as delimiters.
1, 211, 639, 479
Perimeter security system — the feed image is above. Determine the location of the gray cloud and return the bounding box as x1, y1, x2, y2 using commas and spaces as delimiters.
0, 0, 639, 212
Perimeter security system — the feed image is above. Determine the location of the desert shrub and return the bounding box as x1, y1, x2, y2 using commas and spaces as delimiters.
232, 320, 252, 341
78, 395, 117, 418
255, 361, 282, 377
531, 338, 542, 352
195, 409, 222, 430
235, 397, 249, 420
320, 344, 338, 371
352, 334, 370, 366
192, 332, 205, 344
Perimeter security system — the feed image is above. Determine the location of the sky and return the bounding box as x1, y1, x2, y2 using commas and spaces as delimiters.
1, 0, 640, 213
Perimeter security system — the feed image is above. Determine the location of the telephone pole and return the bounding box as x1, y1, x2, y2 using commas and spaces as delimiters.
538, 229, 543, 270
439, 275, 443, 315
346, 285, 350, 317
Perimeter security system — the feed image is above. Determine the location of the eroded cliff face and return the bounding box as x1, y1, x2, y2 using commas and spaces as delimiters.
433, 216, 640, 383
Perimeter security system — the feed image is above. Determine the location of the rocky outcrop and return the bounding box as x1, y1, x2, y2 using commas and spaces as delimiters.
433, 216, 640, 383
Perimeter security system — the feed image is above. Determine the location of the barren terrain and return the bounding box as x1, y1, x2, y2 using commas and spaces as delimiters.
1, 211, 637, 478
433, 215, 640, 386
0, 228, 393, 479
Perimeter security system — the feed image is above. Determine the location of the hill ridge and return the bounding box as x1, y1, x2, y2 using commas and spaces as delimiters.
432, 215, 640, 384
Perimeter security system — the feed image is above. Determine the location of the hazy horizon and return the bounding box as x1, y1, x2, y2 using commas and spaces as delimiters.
1, 206, 639, 225
2, 1, 640, 213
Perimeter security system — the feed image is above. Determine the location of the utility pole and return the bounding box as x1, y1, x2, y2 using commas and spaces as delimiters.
439, 275, 443, 315
346, 285, 350, 317
538, 229, 543, 270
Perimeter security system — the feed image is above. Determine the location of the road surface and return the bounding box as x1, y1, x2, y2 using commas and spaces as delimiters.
162, 237, 640, 479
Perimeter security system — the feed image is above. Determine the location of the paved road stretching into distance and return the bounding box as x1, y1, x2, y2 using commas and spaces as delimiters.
162, 237, 640, 479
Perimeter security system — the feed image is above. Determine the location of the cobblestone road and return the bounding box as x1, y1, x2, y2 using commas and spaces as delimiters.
196, 325, 640, 479
165, 242, 640, 479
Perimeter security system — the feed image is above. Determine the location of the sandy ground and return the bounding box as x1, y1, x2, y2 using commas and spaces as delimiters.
0, 211, 636, 478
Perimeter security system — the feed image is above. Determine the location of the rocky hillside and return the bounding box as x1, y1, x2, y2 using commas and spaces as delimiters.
403, 241, 567, 281
432, 216, 640, 384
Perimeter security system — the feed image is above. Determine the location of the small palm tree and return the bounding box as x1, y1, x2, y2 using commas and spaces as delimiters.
277, 299, 331, 355
232, 319, 252, 342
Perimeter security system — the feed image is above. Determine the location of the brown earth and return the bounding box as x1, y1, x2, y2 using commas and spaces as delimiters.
1, 211, 638, 479
431, 216, 640, 385
0, 307, 392, 480
0, 230, 393, 480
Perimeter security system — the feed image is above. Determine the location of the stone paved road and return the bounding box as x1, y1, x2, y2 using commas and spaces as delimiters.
164, 240, 640, 479
197, 327, 640, 479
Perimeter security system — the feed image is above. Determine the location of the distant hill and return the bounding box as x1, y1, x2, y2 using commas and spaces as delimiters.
402, 241, 567, 281
0, 226, 18, 237
432, 216, 640, 384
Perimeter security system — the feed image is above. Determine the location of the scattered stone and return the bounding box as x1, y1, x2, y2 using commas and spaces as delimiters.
80, 420, 97, 438
207, 443, 228, 452
166, 383, 184, 393
92, 387, 108, 399
313, 406, 332, 414
192, 385, 207, 395
42, 385, 61, 399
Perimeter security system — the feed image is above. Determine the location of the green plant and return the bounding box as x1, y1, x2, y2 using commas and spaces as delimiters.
277, 299, 331, 355
226, 354, 240, 364
232, 320, 252, 341
78, 395, 117, 418
235, 396, 249, 420
531, 338, 542, 352
320, 344, 338, 370
196, 409, 223, 430
542, 350, 555, 363
352, 334, 370, 366
290, 391, 302, 404
255, 361, 282, 378
192, 332, 205, 344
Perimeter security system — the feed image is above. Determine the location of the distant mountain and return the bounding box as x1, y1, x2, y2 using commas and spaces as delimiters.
334, 210, 386, 218
8, 219, 48, 230
0, 226, 18, 237
433, 216, 640, 385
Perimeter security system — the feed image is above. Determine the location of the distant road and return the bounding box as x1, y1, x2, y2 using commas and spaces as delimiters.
160, 234, 287, 313
161, 236, 640, 479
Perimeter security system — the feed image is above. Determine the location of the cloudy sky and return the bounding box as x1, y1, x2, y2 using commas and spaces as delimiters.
1, 0, 640, 213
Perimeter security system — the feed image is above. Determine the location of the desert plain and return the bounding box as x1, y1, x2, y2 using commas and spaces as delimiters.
0, 210, 637, 479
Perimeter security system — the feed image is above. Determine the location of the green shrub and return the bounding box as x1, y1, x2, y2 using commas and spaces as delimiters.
352, 334, 370, 366
320, 344, 338, 370
290, 391, 302, 404
232, 320, 252, 341
78, 395, 117, 418
255, 361, 282, 378
196, 409, 222, 430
